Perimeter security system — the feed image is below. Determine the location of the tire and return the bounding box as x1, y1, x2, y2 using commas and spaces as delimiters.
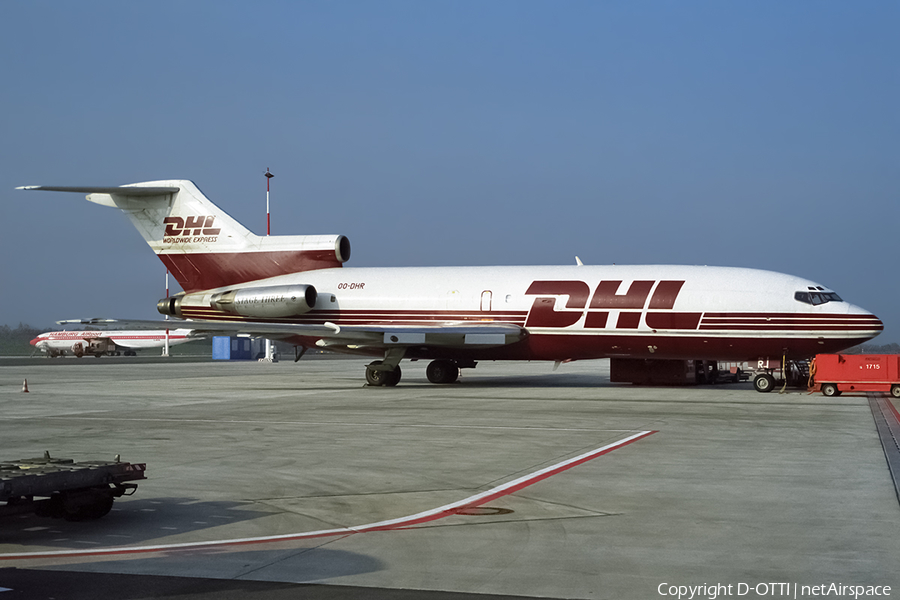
753, 373, 775, 393
61, 489, 115, 521
426, 360, 460, 384
366, 361, 401, 387
80, 495, 114, 520
385, 365, 402, 387
365, 361, 389, 386
891, 385, 900, 398
821, 383, 838, 397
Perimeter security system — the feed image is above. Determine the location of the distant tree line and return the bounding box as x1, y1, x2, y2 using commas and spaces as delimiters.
845, 342, 900, 354
0, 323, 51, 341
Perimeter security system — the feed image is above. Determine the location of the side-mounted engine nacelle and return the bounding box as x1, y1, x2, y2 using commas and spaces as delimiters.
210, 284, 318, 318
157, 295, 184, 317
158, 284, 318, 319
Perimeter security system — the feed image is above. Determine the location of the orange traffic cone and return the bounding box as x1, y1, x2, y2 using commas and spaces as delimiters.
22, 379, 29, 393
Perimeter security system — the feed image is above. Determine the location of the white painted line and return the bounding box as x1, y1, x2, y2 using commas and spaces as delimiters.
0, 431, 654, 561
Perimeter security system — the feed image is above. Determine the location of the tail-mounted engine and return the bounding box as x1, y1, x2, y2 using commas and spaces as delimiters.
158, 284, 318, 319
157, 295, 184, 317
209, 284, 317, 318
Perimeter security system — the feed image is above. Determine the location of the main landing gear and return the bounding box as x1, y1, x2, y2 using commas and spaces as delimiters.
364, 358, 465, 386
425, 360, 460, 384
365, 361, 402, 387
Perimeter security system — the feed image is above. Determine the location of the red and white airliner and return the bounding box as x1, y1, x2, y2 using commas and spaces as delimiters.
18, 180, 883, 390
30, 329, 198, 358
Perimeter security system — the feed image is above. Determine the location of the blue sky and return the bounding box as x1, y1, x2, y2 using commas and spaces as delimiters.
2, 1, 898, 342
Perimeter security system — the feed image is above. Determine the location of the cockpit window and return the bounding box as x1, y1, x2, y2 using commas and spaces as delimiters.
794, 291, 843, 305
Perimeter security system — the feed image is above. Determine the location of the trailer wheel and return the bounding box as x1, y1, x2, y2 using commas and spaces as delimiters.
64, 495, 114, 521
821, 383, 838, 397
60, 488, 116, 521
891, 385, 900, 398
753, 373, 775, 393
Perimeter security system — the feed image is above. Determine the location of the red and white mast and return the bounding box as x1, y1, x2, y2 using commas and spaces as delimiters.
162, 269, 170, 356
265, 167, 273, 235
264, 168, 275, 361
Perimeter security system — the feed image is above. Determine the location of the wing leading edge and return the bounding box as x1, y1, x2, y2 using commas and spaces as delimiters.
57, 318, 527, 350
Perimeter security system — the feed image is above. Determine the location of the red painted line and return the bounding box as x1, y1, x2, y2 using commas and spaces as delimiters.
886, 396, 900, 423
0, 431, 655, 561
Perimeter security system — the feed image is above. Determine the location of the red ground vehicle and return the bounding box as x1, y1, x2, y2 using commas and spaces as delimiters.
811, 354, 900, 397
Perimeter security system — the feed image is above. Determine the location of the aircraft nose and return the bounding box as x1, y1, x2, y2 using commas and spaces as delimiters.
29, 337, 38, 346
845, 303, 884, 334
871, 313, 884, 331
866, 312, 884, 328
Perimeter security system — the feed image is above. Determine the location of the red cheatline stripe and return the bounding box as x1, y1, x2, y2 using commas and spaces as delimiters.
0, 431, 654, 561
702, 312, 879, 320
701, 318, 881, 325
699, 325, 882, 331
179, 309, 528, 319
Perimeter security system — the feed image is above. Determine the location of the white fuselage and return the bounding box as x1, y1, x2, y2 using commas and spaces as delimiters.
173, 264, 881, 362
31, 329, 195, 356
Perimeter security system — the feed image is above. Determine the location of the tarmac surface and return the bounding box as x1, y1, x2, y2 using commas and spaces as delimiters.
0, 355, 899, 599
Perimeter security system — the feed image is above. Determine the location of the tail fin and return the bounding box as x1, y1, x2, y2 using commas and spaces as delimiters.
18, 180, 350, 291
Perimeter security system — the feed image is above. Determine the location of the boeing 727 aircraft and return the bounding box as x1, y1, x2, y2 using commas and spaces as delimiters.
18, 180, 883, 390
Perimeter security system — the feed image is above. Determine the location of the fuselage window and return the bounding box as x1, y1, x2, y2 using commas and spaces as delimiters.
794, 291, 843, 306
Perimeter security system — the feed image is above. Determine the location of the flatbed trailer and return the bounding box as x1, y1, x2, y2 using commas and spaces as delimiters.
0, 453, 146, 521
811, 354, 900, 397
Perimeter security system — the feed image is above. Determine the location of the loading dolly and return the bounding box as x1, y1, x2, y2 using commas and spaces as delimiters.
0, 452, 146, 521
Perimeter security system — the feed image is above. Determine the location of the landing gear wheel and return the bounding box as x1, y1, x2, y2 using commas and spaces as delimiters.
365, 361, 387, 386
365, 361, 402, 387
426, 360, 460, 384
892, 385, 900, 398
821, 383, 838, 397
386, 365, 401, 387
753, 373, 776, 393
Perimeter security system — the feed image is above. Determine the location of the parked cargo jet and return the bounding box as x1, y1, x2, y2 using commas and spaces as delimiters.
31, 329, 198, 357
18, 180, 882, 390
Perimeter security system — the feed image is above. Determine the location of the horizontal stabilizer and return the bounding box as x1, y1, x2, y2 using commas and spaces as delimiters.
17, 185, 179, 196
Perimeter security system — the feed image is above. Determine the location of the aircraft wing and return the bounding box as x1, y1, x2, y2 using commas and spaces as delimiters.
57, 318, 527, 349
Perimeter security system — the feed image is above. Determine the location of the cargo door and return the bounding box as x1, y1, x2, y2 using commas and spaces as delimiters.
480, 290, 492, 312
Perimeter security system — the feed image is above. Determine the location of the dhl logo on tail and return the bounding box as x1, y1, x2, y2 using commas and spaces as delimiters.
163, 216, 221, 237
